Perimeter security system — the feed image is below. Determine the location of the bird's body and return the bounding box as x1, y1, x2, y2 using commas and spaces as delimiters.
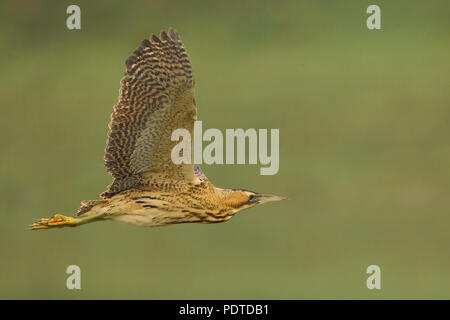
79, 182, 245, 227
30, 28, 284, 230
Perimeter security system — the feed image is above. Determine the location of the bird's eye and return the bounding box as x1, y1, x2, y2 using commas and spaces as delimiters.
247, 194, 256, 203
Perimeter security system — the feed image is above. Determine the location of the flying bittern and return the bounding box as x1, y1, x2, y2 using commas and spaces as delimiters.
30, 28, 285, 230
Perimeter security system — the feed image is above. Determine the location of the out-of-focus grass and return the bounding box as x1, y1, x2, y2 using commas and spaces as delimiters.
0, 0, 449, 299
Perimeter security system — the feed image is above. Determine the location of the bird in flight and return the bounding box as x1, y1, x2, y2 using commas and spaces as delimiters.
30, 28, 284, 230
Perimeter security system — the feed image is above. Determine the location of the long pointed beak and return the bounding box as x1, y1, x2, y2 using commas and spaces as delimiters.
251, 193, 287, 204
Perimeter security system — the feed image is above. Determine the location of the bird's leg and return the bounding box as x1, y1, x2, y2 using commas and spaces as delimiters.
29, 212, 106, 230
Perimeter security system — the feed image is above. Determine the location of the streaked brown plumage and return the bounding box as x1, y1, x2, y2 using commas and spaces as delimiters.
30, 28, 284, 230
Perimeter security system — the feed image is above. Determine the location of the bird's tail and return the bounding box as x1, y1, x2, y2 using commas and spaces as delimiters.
77, 200, 107, 216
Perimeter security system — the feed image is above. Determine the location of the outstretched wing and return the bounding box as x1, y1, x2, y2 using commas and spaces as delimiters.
103, 28, 197, 197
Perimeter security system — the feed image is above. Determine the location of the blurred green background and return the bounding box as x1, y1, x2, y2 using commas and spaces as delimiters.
0, 0, 449, 299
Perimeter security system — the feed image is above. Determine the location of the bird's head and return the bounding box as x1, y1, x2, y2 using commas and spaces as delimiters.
222, 189, 286, 212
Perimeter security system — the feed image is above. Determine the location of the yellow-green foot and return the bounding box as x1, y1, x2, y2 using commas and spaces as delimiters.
29, 214, 76, 230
